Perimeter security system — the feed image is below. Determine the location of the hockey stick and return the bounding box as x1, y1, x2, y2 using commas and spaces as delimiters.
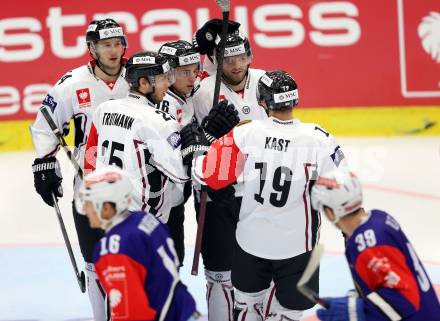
40, 105, 84, 179
296, 244, 329, 308
52, 193, 87, 293
191, 0, 231, 276
40, 106, 86, 292
191, 190, 208, 275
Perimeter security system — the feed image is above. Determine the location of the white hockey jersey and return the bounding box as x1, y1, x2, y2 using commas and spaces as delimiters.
156, 89, 196, 129
194, 117, 349, 259
156, 89, 196, 207
192, 68, 268, 124
84, 93, 190, 221
30, 62, 129, 194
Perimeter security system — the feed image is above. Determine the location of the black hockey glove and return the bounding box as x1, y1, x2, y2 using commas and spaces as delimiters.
193, 19, 241, 55
201, 100, 240, 142
32, 157, 63, 207
180, 122, 211, 166
206, 185, 236, 208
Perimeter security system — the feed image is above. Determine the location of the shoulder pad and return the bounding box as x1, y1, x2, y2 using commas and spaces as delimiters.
236, 120, 252, 127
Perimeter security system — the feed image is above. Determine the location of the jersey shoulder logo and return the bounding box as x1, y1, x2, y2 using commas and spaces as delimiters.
42, 94, 58, 112
330, 145, 345, 167
167, 131, 181, 149
76, 88, 92, 108
138, 214, 160, 235
236, 119, 252, 127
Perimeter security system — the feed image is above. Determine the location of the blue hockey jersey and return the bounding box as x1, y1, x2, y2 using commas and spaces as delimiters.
345, 209, 440, 320
92, 211, 196, 321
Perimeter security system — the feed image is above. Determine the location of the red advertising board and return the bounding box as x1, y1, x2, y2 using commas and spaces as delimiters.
1, 0, 439, 121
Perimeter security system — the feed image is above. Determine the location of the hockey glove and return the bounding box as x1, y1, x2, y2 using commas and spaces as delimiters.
206, 184, 236, 208
193, 19, 241, 55
32, 157, 63, 207
201, 100, 239, 142
180, 122, 211, 166
317, 296, 366, 321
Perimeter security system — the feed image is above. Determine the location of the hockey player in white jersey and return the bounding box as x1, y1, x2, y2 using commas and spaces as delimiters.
183, 70, 350, 321
190, 30, 268, 321
192, 18, 241, 77
193, 31, 267, 122
30, 18, 129, 321
84, 50, 191, 225
157, 40, 200, 265
158, 40, 199, 127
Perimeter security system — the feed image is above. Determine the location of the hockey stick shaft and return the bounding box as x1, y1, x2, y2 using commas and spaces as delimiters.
191, 191, 208, 275
212, 4, 230, 109
40, 106, 84, 179
52, 193, 86, 293
191, 0, 231, 276
297, 244, 328, 308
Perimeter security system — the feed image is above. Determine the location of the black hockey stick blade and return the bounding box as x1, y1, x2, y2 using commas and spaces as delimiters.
297, 244, 328, 308
52, 193, 87, 293
216, 0, 231, 12
40, 106, 84, 179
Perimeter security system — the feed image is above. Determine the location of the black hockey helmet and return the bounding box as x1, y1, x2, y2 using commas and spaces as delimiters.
125, 51, 175, 89
257, 70, 299, 111
215, 31, 252, 58
86, 18, 128, 47
159, 40, 200, 68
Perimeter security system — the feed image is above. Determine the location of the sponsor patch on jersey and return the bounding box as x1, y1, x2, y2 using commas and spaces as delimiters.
42, 94, 58, 112
101, 265, 128, 317
331, 145, 345, 167
99, 27, 123, 39
242, 106, 250, 114
138, 215, 160, 235
273, 90, 298, 103
76, 88, 92, 108
167, 131, 181, 149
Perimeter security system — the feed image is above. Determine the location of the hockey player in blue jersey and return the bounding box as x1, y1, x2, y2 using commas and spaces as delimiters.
76, 166, 197, 321
311, 170, 440, 321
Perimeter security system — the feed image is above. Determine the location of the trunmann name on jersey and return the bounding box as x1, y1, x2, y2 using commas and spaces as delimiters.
102, 113, 135, 130
265, 137, 291, 152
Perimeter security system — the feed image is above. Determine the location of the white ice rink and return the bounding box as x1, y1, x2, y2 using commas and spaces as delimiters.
0, 137, 439, 320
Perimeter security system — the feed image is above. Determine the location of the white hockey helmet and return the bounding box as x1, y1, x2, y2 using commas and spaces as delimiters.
77, 166, 132, 221
311, 170, 363, 222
